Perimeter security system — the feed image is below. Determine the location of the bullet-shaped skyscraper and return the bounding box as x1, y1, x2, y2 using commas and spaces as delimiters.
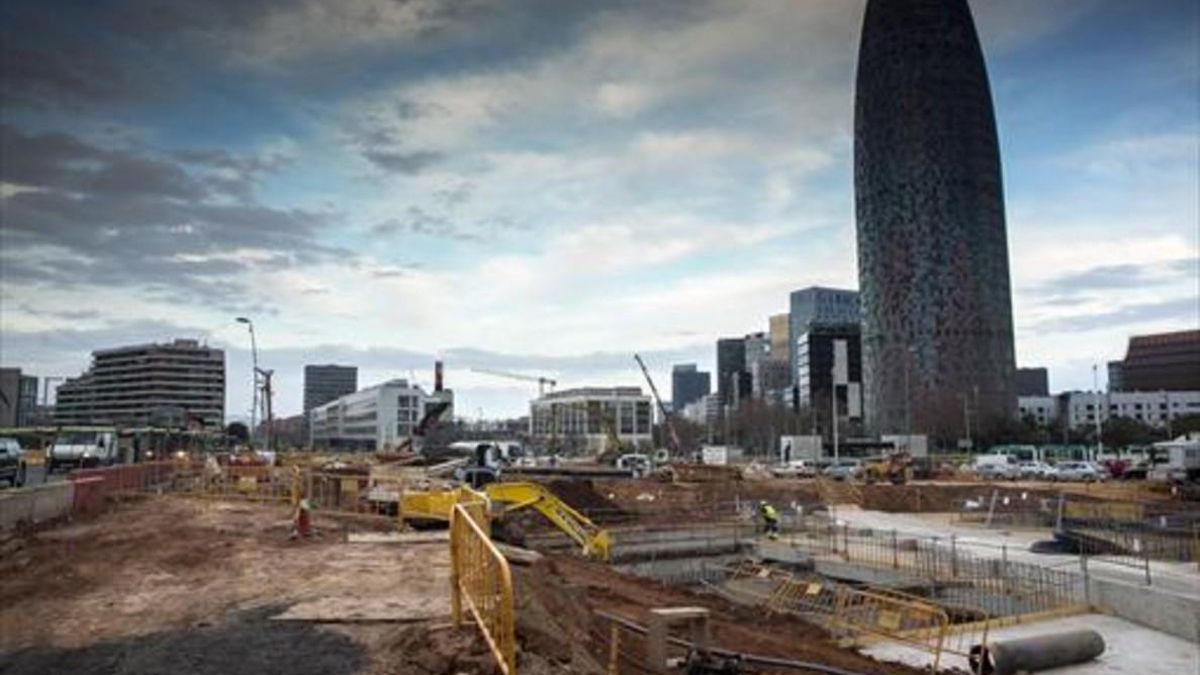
854, 0, 1016, 440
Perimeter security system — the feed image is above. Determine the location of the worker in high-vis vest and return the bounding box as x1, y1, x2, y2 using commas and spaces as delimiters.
759, 501, 780, 540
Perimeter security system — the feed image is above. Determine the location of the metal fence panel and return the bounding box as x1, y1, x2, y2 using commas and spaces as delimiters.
0, 481, 75, 531
450, 502, 515, 675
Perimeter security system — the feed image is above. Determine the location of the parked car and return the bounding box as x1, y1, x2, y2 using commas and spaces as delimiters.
822, 459, 863, 481
0, 437, 27, 487
1049, 461, 1107, 482
772, 460, 817, 478
972, 454, 1019, 480
1017, 460, 1054, 480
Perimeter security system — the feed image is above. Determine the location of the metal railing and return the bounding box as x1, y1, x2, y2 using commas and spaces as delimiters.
449, 502, 516, 675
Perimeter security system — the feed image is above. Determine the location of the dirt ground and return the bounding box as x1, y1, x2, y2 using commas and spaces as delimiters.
0, 493, 928, 675
0, 496, 462, 675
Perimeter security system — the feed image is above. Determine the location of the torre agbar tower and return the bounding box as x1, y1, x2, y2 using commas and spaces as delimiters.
854, 0, 1016, 440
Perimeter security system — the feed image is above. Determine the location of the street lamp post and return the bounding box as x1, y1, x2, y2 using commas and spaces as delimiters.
904, 345, 917, 449
236, 317, 259, 451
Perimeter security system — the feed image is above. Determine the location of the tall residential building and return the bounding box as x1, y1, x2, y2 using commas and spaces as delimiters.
855, 0, 1016, 438
55, 339, 225, 428
716, 338, 749, 407
303, 364, 358, 412
1110, 330, 1200, 392
0, 368, 38, 427
529, 387, 652, 455
309, 378, 452, 451
671, 364, 710, 413
788, 287, 859, 387
1015, 368, 1050, 397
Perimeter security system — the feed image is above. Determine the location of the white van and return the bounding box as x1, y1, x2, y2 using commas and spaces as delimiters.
971, 454, 1019, 480
49, 430, 118, 471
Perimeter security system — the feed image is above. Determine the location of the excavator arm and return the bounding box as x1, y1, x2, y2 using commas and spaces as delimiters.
484, 481, 613, 560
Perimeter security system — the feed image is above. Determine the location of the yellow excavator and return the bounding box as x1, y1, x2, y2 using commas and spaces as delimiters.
863, 451, 913, 485
400, 481, 613, 560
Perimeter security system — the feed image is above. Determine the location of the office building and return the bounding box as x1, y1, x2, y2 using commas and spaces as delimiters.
1107, 361, 1125, 393
855, 0, 1016, 437
671, 364, 710, 412
795, 324, 863, 421
0, 368, 38, 428
1109, 330, 1200, 392
529, 387, 653, 454
788, 287, 859, 387
55, 339, 225, 428
680, 394, 721, 428
743, 332, 771, 395
769, 313, 790, 371
303, 365, 358, 412
716, 338, 749, 407
309, 378, 453, 451
1015, 368, 1050, 397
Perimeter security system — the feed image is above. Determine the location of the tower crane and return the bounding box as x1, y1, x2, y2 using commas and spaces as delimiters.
470, 367, 558, 396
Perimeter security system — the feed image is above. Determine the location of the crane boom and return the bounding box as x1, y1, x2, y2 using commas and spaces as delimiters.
633, 353, 681, 456
470, 367, 557, 395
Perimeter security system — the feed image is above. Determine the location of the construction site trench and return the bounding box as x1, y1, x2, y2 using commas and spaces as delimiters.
2, 469, 1197, 674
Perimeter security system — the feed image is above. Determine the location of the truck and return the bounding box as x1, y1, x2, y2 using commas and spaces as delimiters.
1148, 434, 1200, 484
48, 429, 118, 472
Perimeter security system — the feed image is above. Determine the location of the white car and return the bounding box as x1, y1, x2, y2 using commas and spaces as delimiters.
1049, 462, 1107, 482
1017, 461, 1054, 480
772, 460, 817, 478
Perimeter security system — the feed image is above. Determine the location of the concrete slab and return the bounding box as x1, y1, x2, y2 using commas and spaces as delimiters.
824, 506, 1200, 600
863, 614, 1198, 675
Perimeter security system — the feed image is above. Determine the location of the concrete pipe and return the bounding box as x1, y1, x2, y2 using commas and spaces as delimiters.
968, 630, 1105, 675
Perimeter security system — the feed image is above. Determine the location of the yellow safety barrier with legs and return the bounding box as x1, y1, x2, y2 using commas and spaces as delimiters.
449, 502, 516, 675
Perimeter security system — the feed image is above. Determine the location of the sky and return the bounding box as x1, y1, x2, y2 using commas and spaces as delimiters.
1, 0, 1197, 423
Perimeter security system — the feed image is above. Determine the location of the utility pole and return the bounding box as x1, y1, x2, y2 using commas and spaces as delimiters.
1092, 364, 1103, 462
962, 393, 972, 451
1164, 391, 1172, 439
904, 345, 916, 449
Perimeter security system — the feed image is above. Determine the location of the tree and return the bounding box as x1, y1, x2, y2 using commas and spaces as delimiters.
225, 421, 249, 444
1102, 416, 1162, 448
1172, 413, 1200, 437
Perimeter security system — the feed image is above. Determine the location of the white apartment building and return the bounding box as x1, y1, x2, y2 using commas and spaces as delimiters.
309, 379, 453, 451
1019, 391, 1200, 430
530, 387, 653, 454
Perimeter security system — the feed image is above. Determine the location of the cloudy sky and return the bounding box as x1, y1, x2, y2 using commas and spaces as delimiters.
1, 0, 1197, 422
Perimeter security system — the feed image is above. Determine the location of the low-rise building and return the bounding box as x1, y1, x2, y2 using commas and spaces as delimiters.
529, 387, 653, 454
1019, 390, 1200, 430
309, 379, 453, 451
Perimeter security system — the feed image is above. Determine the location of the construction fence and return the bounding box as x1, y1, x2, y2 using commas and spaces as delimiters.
450, 501, 515, 675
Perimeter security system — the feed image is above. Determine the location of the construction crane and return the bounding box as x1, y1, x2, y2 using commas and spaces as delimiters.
471, 367, 558, 396
633, 354, 681, 457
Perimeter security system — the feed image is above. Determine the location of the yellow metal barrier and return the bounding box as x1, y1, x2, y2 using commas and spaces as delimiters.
450, 502, 516, 675
830, 586, 950, 671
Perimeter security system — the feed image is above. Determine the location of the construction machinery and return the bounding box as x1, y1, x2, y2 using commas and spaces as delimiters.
863, 451, 913, 485
471, 367, 558, 396
399, 481, 613, 560
633, 353, 681, 456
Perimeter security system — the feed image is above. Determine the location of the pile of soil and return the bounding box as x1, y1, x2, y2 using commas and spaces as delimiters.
515, 555, 923, 675
545, 479, 627, 523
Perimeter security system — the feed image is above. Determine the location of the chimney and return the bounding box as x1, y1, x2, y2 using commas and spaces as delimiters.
434, 361, 444, 392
